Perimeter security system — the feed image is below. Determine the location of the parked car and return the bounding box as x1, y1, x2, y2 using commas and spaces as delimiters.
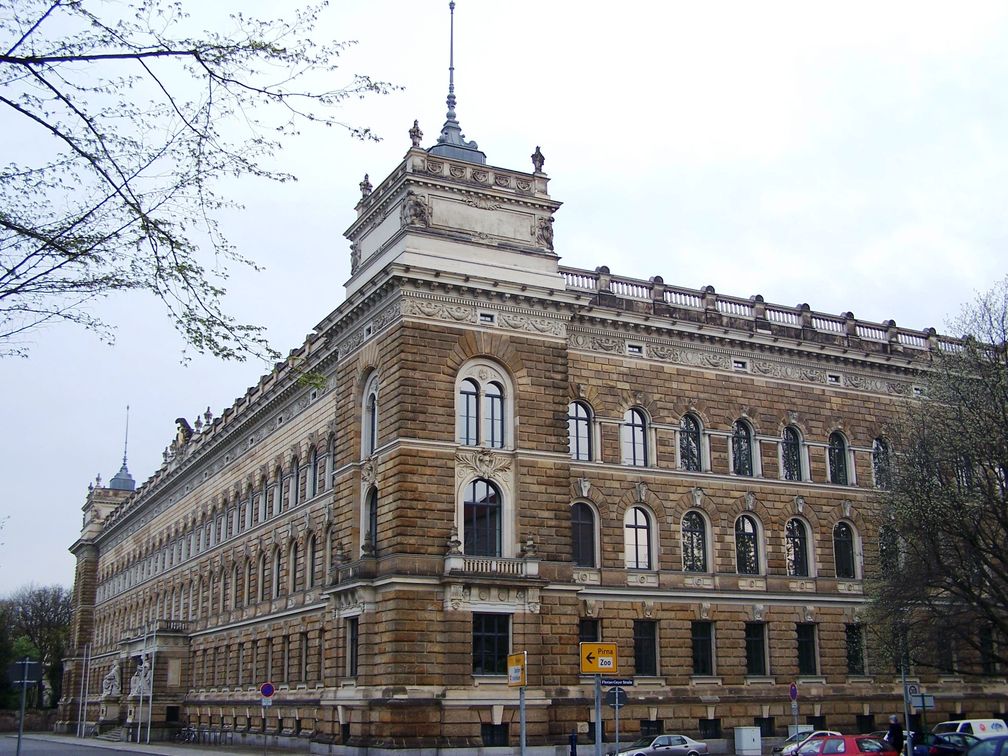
797, 734, 897, 755
966, 736, 1008, 756
776, 731, 843, 756
613, 733, 709, 756
913, 732, 981, 756
935, 722, 1008, 741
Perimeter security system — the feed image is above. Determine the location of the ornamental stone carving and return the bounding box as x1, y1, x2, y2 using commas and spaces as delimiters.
101, 660, 121, 698
401, 190, 432, 227
576, 478, 591, 498
455, 448, 512, 481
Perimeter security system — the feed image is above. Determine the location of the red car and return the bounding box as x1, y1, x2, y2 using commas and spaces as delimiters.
798, 735, 898, 755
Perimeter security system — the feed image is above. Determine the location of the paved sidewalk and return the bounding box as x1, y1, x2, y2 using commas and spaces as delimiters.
1, 731, 271, 755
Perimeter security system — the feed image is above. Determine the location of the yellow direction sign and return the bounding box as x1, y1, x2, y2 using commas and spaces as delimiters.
580, 642, 618, 674
507, 651, 527, 687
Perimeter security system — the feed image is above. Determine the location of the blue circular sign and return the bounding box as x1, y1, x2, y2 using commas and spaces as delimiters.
260, 681, 275, 698
789, 682, 799, 701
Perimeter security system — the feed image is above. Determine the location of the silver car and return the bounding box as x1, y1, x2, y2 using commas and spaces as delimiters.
614, 733, 709, 756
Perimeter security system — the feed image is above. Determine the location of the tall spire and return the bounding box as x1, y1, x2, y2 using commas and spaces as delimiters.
109, 404, 135, 492
428, 1, 486, 164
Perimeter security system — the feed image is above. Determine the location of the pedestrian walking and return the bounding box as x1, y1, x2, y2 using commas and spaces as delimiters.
887, 714, 905, 754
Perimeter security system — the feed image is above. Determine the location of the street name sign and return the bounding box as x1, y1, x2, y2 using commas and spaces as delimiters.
601, 678, 635, 687
910, 694, 935, 709
580, 642, 618, 674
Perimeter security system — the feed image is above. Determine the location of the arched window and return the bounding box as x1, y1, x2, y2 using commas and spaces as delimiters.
879, 524, 899, 578
458, 378, 479, 445
365, 487, 379, 555
362, 373, 379, 457
621, 408, 648, 467
291, 456, 301, 507
785, 519, 810, 577
272, 549, 282, 599
568, 402, 593, 461
306, 535, 317, 589
484, 382, 504, 448
272, 466, 283, 515
230, 564, 239, 611
309, 447, 319, 498
872, 438, 891, 489
624, 506, 653, 570
243, 561, 251, 606
455, 361, 513, 448
680, 414, 702, 472
735, 515, 760, 575
732, 420, 755, 476
571, 502, 596, 568
258, 554, 267, 603
682, 511, 707, 572
289, 541, 299, 593
781, 426, 802, 481
833, 522, 856, 579
828, 431, 849, 485
463, 479, 502, 557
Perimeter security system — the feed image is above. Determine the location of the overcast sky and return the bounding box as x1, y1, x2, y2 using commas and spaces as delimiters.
1, 1, 1006, 594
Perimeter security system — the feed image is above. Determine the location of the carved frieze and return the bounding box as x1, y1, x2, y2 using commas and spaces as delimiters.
401, 298, 477, 324
463, 196, 503, 211
443, 583, 541, 613
496, 312, 565, 337
455, 448, 512, 481
570, 333, 624, 353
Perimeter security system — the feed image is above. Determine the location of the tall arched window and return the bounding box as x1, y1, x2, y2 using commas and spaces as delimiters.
272, 549, 282, 599
455, 361, 512, 448
243, 561, 251, 606
291, 456, 301, 507
621, 408, 648, 466
785, 519, 810, 577
306, 535, 317, 589
732, 420, 755, 476
781, 426, 802, 481
568, 402, 593, 461
624, 506, 653, 570
366, 488, 379, 555
735, 515, 760, 575
362, 373, 379, 457
682, 511, 707, 572
484, 382, 504, 448
230, 564, 239, 611
458, 378, 479, 445
463, 479, 502, 557
309, 447, 319, 498
571, 502, 596, 567
833, 522, 856, 579
828, 431, 849, 485
680, 414, 702, 472
289, 541, 300, 593
872, 438, 891, 489
258, 554, 268, 603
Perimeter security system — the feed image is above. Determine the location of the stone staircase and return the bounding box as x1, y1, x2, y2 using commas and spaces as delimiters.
96, 725, 128, 742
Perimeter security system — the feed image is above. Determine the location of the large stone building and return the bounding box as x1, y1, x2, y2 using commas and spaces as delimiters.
58, 51, 1006, 755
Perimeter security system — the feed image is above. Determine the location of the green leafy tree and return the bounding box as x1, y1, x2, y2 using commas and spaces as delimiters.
1, 0, 393, 359
869, 278, 1008, 675
6, 584, 72, 706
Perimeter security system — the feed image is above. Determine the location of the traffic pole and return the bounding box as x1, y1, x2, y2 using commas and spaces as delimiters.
16, 657, 28, 756
594, 674, 602, 756
519, 684, 526, 755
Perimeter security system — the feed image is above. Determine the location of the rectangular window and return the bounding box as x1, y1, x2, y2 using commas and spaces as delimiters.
300, 631, 308, 683
347, 618, 359, 677
745, 622, 767, 676
481, 723, 508, 746
633, 620, 658, 676
797, 623, 818, 676
754, 717, 775, 738
699, 719, 723, 739
579, 618, 600, 644
640, 719, 664, 738
845, 624, 865, 675
856, 714, 876, 734
472, 613, 510, 675
691, 621, 714, 676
